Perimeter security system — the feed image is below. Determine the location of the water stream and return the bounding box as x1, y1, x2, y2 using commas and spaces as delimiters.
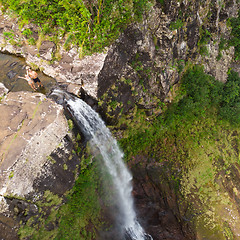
0, 52, 56, 94
0, 50, 153, 239
52, 89, 152, 240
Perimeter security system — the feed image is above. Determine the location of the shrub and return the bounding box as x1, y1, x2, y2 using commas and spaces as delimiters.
219, 70, 240, 124
169, 19, 184, 30
3, 31, 14, 40
164, 66, 240, 125
0, 0, 153, 55
22, 28, 33, 38
229, 9, 240, 60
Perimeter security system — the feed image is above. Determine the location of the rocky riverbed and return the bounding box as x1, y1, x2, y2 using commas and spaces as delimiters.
0, 52, 56, 94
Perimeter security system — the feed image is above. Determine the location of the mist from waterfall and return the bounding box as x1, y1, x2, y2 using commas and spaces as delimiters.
59, 92, 152, 240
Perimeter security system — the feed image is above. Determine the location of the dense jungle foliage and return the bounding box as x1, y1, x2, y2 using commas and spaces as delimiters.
0, 0, 152, 54
119, 65, 240, 236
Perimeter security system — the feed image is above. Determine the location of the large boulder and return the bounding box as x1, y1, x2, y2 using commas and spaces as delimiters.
0, 91, 68, 199
0, 91, 79, 239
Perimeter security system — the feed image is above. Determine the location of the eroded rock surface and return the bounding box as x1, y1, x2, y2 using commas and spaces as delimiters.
0, 89, 82, 239
0, 91, 68, 198
0, 82, 8, 97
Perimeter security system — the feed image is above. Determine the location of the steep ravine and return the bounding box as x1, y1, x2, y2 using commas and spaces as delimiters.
0, 0, 240, 239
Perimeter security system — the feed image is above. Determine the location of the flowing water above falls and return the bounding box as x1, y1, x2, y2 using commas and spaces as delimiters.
0, 52, 56, 94
52, 90, 152, 240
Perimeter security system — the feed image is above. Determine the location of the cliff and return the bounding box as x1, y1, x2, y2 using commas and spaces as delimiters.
0, 0, 240, 239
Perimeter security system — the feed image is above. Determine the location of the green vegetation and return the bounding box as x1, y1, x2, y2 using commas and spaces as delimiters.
229, 9, 240, 60
22, 28, 33, 38
67, 119, 74, 130
3, 31, 14, 40
0, 94, 5, 103
8, 170, 14, 179
198, 27, 211, 56
54, 162, 102, 240
119, 65, 240, 236
156, 0, 165, 6
0, 0, 153, 55
18, 161, 103, 240
169, 19, 184, 30
120, 65, 240, 157
217, 37, 228, 60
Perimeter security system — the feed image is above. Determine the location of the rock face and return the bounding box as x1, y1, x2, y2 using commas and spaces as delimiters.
0, 11, 107, 98
0, 89, 70, 239
0, 91, 68, 198
130, 156, 195, 240
95, 0, 240, 239
97, 0, 239, 123
0, 0, 240, 239
0, 88, 84, 240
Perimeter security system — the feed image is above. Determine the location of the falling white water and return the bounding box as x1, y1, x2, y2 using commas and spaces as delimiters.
63, 95, 152, 240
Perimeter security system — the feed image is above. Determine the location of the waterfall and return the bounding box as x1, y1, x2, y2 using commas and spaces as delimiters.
51, 90, 152, 240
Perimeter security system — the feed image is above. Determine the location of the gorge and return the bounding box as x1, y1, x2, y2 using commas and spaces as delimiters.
0, 0, 240, 239
52, 89, 152, 240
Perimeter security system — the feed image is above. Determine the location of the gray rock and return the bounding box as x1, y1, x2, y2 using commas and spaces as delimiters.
39, 41, 56, 61
0, 91, 68, 198
6, 70, 17, 79
0, 83, 8, 97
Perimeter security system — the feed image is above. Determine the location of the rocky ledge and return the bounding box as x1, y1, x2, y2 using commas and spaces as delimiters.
0, 88, 68, 197
0, 85, 74, 239
0, 11, 107, 98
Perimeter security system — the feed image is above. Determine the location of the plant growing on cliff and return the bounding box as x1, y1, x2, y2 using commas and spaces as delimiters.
18, 161, 103, 240
219, 70, 240, 124
22, 28, 33, 38
3, 31, 14, 40
0, 0, 153, 55
169, 19, 183, 30
229, 9, 240, 60
119, 65, 240, 238
198, 26, 211, 56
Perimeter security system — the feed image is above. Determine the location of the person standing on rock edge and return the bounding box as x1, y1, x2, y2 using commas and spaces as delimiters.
26, 66, 44, 88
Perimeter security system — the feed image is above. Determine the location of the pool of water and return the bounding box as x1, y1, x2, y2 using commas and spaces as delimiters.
0, 52, 57, 95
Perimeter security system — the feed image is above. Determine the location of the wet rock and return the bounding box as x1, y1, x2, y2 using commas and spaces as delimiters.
9, 62, 17, 67
6, 70, 17, 79
67, 83, 81, 96
0, 11, 107, 99
0, 214, 19, 240
130, 156, 195, 240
